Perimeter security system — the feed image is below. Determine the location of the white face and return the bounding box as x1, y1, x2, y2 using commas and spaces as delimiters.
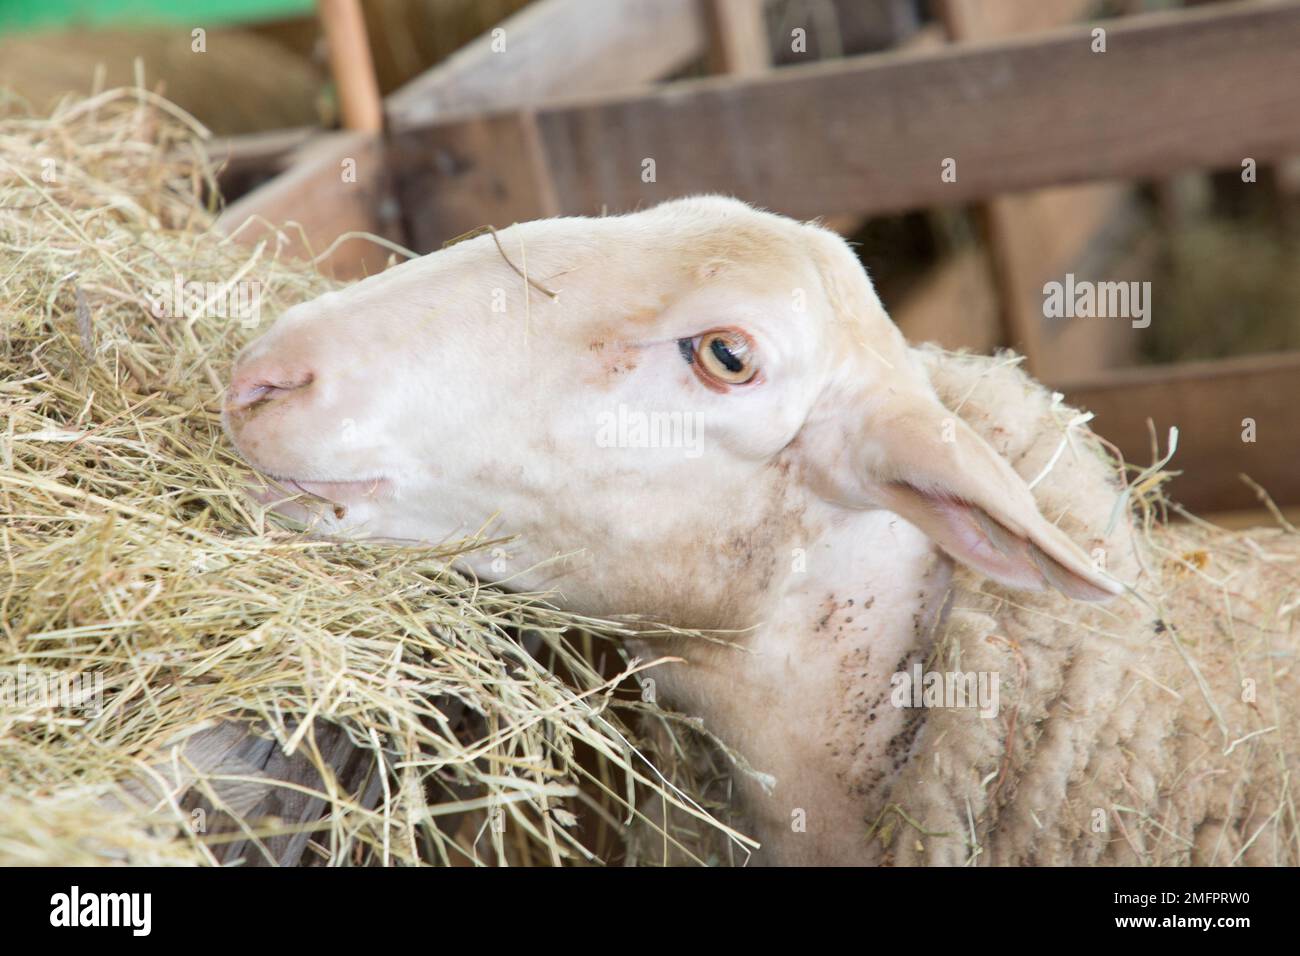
224, 197, 1118, 628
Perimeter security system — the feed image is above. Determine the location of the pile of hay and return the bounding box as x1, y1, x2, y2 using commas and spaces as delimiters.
0, 88, 739, 866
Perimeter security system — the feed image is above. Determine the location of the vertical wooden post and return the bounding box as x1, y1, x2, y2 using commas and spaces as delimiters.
703, 0, 770, 75
319, 0, 385, 133
936, 0, 1129, 379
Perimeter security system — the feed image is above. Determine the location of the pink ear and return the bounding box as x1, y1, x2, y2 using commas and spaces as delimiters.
810, 385, 1122, 602
878, 483, 1121, 602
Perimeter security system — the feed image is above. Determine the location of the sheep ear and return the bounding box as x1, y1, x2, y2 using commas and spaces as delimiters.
828, 390, 1122, 602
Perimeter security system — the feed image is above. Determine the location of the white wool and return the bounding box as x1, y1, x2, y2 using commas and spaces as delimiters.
878, 346, 1299, 866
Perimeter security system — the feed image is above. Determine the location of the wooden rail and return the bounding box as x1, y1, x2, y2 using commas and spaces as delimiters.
1064, 350, 1300, 513
218, 131, 400, 279
386, 0, 710, 129
392, 0, 1300, 249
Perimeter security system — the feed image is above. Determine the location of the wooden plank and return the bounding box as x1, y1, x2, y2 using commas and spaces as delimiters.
1063, 351, 1300, 512
217, 130, 403, 280
816, 21, 945, 237
704, 0, 770, 75
939, 0, 1131, 374
182, 721, 381, 867
976, 181, 1136, 378
938, 0, 1095, 40
1034, 211, 1157, 383
833, 3, 1125, 366
386, 0, 709, 130
893, 246, 1002, 353
768, 0, 922, 62
392, 0, 1300, 250
112, 629, 539, 866
112, 720, 380, 867
319, 0, 385, 133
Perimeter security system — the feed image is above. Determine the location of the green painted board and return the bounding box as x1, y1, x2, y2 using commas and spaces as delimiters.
0, 0, 316, 33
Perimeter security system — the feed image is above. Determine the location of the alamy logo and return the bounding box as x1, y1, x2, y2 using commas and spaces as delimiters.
1, 665, 103, 715
49, 886, 151, 936
1042, 273, 1151, 328
890, 663, 1000, 718
147, 274, 262, 328
595, 404, 703, 458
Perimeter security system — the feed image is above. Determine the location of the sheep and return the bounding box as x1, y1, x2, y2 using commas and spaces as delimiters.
223, 196, 1298, 865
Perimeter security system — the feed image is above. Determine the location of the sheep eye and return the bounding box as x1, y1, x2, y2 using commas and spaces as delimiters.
682, 330, 758, 386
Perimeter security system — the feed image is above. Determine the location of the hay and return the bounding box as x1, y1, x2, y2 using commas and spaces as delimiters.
0, 88, 738, 866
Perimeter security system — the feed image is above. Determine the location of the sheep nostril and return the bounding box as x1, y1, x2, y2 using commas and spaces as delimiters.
225, 369, 315, 413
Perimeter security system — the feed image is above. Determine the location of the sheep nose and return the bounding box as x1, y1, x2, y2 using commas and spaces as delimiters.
225, 362, 315, 413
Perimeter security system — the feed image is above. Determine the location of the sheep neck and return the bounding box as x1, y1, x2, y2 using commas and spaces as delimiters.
639, 506, 953, 865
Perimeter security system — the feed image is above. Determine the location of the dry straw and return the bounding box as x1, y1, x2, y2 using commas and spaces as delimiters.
0, 87, 744, 866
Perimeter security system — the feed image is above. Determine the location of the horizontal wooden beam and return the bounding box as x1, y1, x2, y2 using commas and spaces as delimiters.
216, 131, 402, 280
1063, 351, 1300, 513
393, 0, 1300, 249
386, 0, 709, 129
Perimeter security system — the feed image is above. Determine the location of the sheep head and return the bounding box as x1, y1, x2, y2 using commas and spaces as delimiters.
223, 196, 1119, 626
